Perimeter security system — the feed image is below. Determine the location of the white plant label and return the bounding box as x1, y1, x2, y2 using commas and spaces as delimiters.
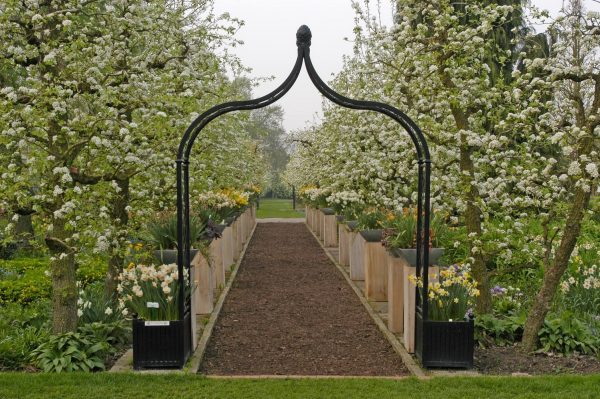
144, 321, 169, 326
146, 302, 159, 308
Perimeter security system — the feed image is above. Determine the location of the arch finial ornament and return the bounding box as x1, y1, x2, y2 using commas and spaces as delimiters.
296, 25, 312, 47
175, 25, 432, 368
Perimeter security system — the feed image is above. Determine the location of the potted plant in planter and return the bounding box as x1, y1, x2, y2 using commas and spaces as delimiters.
409, 263, 478, 368
356, 208, 386, 242
118, 262, 194, 369
195, 189, 245, 269
300, 186, 330, 236
381, 209, 450, 346
381, 208, 448, 266
145, 212, 208, 264
338, 204, 364, 274
355, 208, 388, 300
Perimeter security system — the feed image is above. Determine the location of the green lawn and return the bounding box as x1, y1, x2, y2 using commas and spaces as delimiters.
0, 373, 599, 399
256, 198, 305, 219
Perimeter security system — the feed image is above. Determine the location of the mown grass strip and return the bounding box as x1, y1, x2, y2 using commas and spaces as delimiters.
0, 373, 599, 399
256, 199, 304, 219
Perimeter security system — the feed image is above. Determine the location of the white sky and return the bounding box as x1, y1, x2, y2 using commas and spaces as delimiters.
212, 0, 600, 132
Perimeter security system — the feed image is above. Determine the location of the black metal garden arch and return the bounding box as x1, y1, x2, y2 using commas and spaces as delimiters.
176, 25, 432, 366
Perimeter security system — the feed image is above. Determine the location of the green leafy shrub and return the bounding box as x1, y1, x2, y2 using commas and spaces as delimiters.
537, 312, 599, 355
0, 301, 51, 370
0, 256, 107, 305
0, 258, 48, 274
475, 313, 525, 347
30, 318, 132, 373
0, 258, 50, 305
77, 256, 108, 286
30, 332, 108, 372
0, 325, 50, 370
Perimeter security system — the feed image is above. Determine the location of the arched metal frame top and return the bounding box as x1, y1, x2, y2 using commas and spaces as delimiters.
176, 25, 432, 362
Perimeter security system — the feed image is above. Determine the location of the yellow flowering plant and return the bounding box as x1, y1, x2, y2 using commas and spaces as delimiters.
409, 263, 479, 321
195, 188, 252, 224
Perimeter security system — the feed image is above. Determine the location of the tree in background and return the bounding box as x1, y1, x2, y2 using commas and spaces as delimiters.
247, 105, 291, 198
289, 0, 532, 312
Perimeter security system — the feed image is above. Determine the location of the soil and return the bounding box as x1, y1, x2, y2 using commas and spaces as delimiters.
475, 345, 600, 375
199, 223, 409, 376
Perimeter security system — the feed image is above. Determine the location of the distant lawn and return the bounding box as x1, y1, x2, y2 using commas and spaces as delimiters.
256, 198, 304, 219
0, 373, 599, 399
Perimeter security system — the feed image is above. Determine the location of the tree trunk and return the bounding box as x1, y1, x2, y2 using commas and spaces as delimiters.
521, 182, 592, 352
105, 178, 130, 297
449, 99, 492, 313
46, 218, 78, 334
459, 142, 492, 313
15, 213, 34, 249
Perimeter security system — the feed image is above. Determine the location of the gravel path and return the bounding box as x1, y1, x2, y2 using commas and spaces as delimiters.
199, 223, 408, 376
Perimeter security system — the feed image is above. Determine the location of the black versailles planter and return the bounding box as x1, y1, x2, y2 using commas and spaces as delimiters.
133, 311, 192, 369
416, 313, 474, 368
152, 249, 199, 265
321, 207, 335, 215
359, 229, 384, 242
390, 248, 445, 266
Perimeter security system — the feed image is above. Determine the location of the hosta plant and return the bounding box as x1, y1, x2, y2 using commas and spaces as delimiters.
30, 332, 108, 372
537, 312, 599, 355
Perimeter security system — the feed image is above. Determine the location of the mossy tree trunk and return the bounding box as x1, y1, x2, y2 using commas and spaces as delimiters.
46, 218, 78, 334
521, 182, 592, 352
105, 177, 130, 297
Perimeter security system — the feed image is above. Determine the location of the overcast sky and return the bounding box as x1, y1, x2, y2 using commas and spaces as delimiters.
212, 0, 600, 132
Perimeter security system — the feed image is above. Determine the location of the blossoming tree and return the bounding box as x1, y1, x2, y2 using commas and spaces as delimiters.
0, 0, 265, 333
